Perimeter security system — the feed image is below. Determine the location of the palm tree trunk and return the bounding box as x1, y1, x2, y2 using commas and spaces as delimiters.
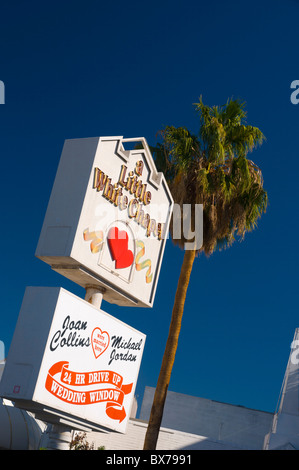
143, 248, 196, 450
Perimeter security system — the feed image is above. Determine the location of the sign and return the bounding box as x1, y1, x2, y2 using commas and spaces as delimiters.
0, 287, 146, 433
35, 136, 173, 308
0, 80, 4, 104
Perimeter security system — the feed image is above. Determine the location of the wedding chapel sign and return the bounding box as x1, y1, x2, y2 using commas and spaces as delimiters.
35, 136, 173, 308
0, 287, 145, 433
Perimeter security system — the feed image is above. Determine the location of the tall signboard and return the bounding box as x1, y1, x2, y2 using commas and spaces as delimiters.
35, 136, 173, 308
0, 287, 145, 433
1, 136, 173, 437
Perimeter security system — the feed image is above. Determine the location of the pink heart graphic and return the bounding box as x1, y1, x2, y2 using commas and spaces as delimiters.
91, 327, 110, 359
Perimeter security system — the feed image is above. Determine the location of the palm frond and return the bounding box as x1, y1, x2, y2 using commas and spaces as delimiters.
151, 97, 268, 254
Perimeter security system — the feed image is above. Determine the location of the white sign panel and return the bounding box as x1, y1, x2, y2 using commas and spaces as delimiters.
35, 136, 173, 308
0, 287, 145, 433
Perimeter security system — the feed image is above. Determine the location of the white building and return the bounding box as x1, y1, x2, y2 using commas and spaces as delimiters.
264, 328, 299, 450
0, 360, 46, 450
83, 387, 273, 450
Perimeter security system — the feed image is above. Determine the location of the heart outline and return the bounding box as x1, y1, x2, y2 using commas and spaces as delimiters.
91, 327, 110, 359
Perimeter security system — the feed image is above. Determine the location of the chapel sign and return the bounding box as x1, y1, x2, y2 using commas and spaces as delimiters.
0, 287, 145, 433
36, 136, 173, 308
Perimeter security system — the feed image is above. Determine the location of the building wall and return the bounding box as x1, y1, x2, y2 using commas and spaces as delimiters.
139, 387, 274, 450
82, 387, 274, 450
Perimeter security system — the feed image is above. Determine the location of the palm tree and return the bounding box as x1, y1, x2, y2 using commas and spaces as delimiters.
143, 97, 268, 450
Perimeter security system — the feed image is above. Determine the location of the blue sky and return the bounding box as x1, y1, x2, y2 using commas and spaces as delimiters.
1, 0, 299, 416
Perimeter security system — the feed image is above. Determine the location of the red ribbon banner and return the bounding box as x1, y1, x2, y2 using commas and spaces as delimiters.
45, 361, 133, 423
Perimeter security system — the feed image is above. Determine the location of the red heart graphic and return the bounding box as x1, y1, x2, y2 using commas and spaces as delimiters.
91, 327, 110, 359
107, 227, 134, 269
